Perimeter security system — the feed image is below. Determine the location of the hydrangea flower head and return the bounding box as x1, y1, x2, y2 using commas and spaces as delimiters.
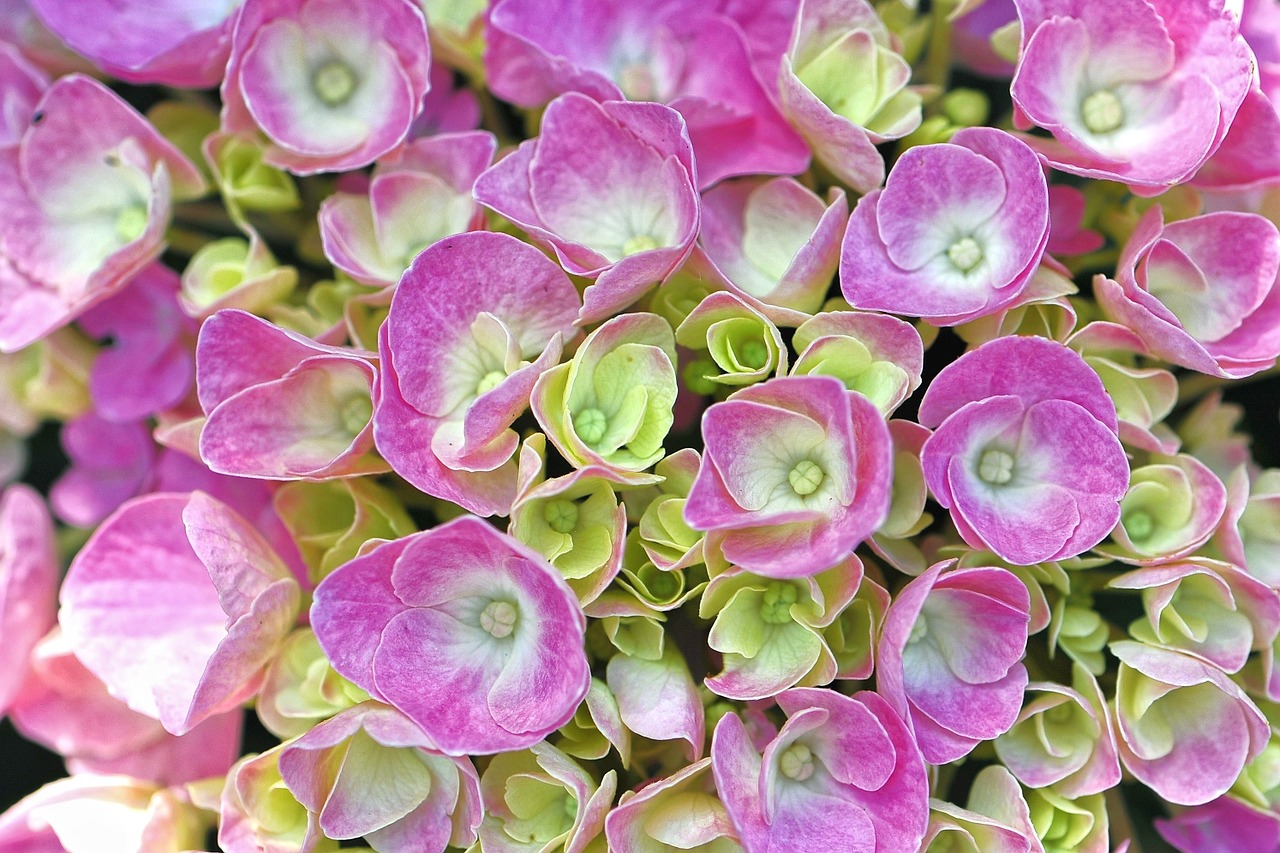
686, 374, 892, 578
919, 335, 1129, 564
840, 127, 1050, 325
310, 516, 590, 755
221, 0, 431, 174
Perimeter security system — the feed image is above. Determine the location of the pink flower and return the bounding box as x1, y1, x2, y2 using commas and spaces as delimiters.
1157, 796, 1280, 853
319, 131, 494, 287
278, 702, 482, 852
59, 491, 301, 735
220, 0, 431, 174
1112, 640, 1269, 805
50, 415, 155, 527
877, 561, 1031, 764
29, 0, 239, 87
77, 263, 196, 423
919, 335, 1129, 565
840, 127, 1049, 325
485, 0, 809, 187
1095, 206, 1280, 378
777, 0, 923, 194
685, 374, 893, 578
0, 484, 57, 716
374, 231, 580, 516
10, 629, 242, 785
711, 687, 929, 852
310, 516, 590, 755
1010, 0, 1254, 189
473, 92, 699, 324
0, 75, 203, 352
699, 177, 849, 322
196, 309, 384, 480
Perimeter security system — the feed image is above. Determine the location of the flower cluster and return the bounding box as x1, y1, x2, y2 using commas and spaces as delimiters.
2, 0, 1280, 850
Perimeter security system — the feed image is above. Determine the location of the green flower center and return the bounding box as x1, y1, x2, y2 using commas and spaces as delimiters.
480, 600, 518, 639
313, 59, 358, 106
543, 498, 580, 535
788, 460, 825, 496
779, 743, 815, 782
574, 408, 608, 446
115, 205, 148, 243
760, 581, 798, 624
739, 339, 769, 371
1081, 90, 1124, 134
1125, 510, 1154, 542
339, 394, 373, 435
622, 234, 660, 256
946, 236, 983, 273
977, 448, 1015, 485
476, 370, 506, 396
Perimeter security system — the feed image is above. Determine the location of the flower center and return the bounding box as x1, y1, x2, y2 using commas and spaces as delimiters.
313, 59, 358, 106
946, 236, 983, 273
788, 460, 825, 496
739, 340, 768, 371
339, 393, 373, 435
1081, 90, 1124, 134
543, 498, 580, 535
1125, 510, 1154, 542
574, 408, 608, 446
479, 600, 518, 639
115, 205, 148, 243
977, 448, 1015, 485
622, 234, 660, 257
476, 370, 506, 396
759, 581, 798, 624
779, 743, 815, 782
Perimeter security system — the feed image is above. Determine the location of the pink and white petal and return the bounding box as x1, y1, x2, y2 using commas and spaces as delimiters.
310, 536, 412, 692
0, 486, 59, 714
200, 357, 381, 479
58, 494, 229, 732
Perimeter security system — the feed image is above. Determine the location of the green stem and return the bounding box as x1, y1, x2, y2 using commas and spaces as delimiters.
922, 0, 958, 91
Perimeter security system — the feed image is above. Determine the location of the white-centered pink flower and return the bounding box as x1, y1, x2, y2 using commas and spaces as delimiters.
310, 516, 590, 755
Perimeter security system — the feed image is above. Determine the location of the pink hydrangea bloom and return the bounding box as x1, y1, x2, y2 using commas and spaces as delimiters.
777, 0, 923, 194
50, 415, 155, 528
319, 131, 494, 287
220, 0, 431, 174
0, 775, 204, 852
197, 309, 384, 480
919, 335, 1129, 565
1112, 640, 1269, 805
408, 63, 482, 138
604, 758, 739, 851
374, 231, 580, 516
1157, 796, 1280, 853
485, 0, 809, 187
59, 491, 301, 735
712, 687, 929, 852
840, 127, 1049, 325
0, 75, 203, 352
699, 177, 849, 322
473, 92, 700, 323
1095, 207, 1280, 379
0, 484, 57, 716
685, 374, 893, 578
77, 263, 196, 423
1010, 0, 1254, 189
278, 702, 483, 851
10, 629, 242, 785
877, 561, 1031, 764
29, 0, 239, 87
310, 516, 590, 755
